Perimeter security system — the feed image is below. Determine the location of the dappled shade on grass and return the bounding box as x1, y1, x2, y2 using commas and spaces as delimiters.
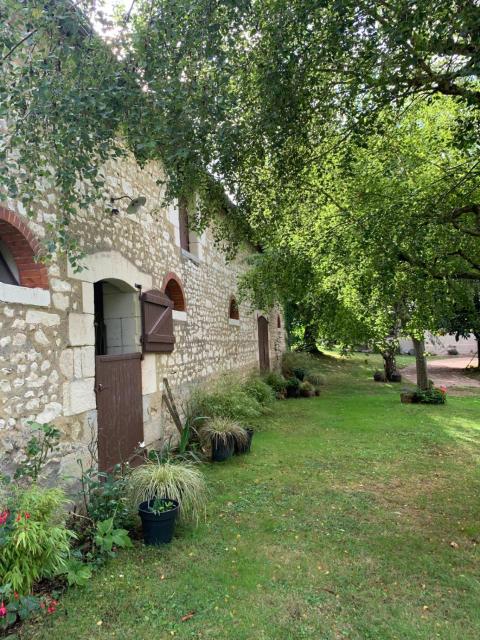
27, 354, 480, 640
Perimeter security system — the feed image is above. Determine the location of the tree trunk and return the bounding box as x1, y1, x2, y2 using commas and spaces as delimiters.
382, 350, 397, 381
303, 323, 321, 355
412, 336, 429, 390
475, 332, 480, 369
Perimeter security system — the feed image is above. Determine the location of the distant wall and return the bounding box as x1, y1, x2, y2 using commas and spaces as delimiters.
399, 333, 478, 357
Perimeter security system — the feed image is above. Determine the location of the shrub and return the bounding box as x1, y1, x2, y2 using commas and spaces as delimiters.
264, 371, 287, 394
285, 376, 301, 398
128, 461, 207, 524
200, 417, 248, 447
292, 367, 306, 381
415, 387, 447, 404
242, 375, 275, 406
77, 461, 131, 530
0, 485, 74, 594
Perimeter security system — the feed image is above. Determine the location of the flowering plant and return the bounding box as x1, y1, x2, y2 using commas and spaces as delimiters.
0, 584, 43, 631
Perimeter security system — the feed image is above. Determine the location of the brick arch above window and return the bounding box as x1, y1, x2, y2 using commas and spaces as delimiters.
0, 206, 48, 289
162, 271, 186, 312
229, 296, 240, 320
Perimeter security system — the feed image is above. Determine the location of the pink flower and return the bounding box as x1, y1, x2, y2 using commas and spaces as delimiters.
0, 602, 7, 617
0, 511, 8, 526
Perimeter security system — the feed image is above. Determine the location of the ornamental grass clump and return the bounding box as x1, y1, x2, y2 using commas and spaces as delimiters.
189, 382, 263, 423
200, 417, 249, 447
304, 371, 326, 387
128, 461, 207, 524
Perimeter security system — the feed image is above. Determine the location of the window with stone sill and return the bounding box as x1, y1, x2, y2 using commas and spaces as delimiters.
178, 197, 201, 262
164, 277, 186, 312
229, 297, 240, 326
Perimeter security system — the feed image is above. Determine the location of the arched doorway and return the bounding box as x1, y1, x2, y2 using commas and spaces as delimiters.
94, 278, 144, 471
258, 316, 270, 372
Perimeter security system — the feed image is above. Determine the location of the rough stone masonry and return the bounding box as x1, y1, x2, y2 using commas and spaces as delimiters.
0, 152, 285, 479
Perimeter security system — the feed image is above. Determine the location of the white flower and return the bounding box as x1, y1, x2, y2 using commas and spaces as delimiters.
138, 441, 146, 448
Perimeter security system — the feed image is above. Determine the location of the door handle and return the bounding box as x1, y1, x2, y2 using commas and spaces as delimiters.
95, 383, 108, 393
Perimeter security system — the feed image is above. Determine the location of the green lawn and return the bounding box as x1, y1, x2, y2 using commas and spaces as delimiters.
27, 354, 480, 640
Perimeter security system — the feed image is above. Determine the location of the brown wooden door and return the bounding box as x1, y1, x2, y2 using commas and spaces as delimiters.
258, 316, 270, 372
95, 353, 144, 471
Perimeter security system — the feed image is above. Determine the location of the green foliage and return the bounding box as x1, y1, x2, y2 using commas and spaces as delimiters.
0, 485, 73, 594
94, 518, 133, 556
415, 388, 447, 405
292, 367, 306, 382
76, 461, 131, 529
299, 381, 314, 396
242, 375, 275, 406
0, 584, 42, 631
14, 421, 61, 482
128, 461, 207, 524
199, 417, 248, 447
282, 352, 325, 379
64, 557, 93, 588
264, 371, 287, 394
304, 371, 326, 387
149, 498, 176, 515
189, 379, 263, 424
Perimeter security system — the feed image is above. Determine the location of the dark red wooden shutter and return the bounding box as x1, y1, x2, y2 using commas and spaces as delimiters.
178, 199, 190, 252
141, 289, 175, 353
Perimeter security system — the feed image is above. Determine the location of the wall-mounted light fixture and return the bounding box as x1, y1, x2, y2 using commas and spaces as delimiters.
109, 195, 147, 215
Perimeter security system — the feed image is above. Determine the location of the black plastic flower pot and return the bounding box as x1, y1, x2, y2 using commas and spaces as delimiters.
234, 428, 254, 455
139, 498, 179, 545
211, 436, 234, 462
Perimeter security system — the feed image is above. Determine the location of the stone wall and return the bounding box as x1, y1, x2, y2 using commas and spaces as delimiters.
0, 153, 286, 477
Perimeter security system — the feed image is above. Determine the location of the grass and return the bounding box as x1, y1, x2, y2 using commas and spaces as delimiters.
26, 354, 480, 640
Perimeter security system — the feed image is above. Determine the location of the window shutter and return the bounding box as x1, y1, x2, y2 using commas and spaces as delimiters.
141, 289, 175, 353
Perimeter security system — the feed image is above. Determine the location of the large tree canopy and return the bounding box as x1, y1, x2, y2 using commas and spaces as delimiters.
1, 0, 480, 261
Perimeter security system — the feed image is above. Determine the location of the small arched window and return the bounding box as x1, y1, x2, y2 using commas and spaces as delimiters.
164, 274, 186, 312
229, 297, 240, 321
277, 315, 281, 329
0, 209, 48, 289
0, 239, 20, 285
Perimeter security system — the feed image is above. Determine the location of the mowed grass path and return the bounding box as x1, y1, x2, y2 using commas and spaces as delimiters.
28, 355, 480, 640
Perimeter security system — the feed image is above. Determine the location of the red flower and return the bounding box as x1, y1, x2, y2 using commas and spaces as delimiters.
24, 512, 30, 519
15, 514, 21, 522
14, 592, 19, 600
0, 602, 7, 618
0, 510, 9, 526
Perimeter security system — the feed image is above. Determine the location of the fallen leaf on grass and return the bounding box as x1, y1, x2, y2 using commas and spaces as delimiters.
181, 611, 196, 622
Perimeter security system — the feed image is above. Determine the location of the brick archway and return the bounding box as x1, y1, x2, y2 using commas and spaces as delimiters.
162, 271, 186, 311
0, 206, 48, 289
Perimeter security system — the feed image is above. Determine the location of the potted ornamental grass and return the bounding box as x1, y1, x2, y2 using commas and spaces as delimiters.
299, 380, 315, 397
234, 426, 254, 455
128, 460, 207, 544
200, 417, 248, 462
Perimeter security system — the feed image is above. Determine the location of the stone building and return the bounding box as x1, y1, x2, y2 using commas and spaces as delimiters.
0, 154, 285, 476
